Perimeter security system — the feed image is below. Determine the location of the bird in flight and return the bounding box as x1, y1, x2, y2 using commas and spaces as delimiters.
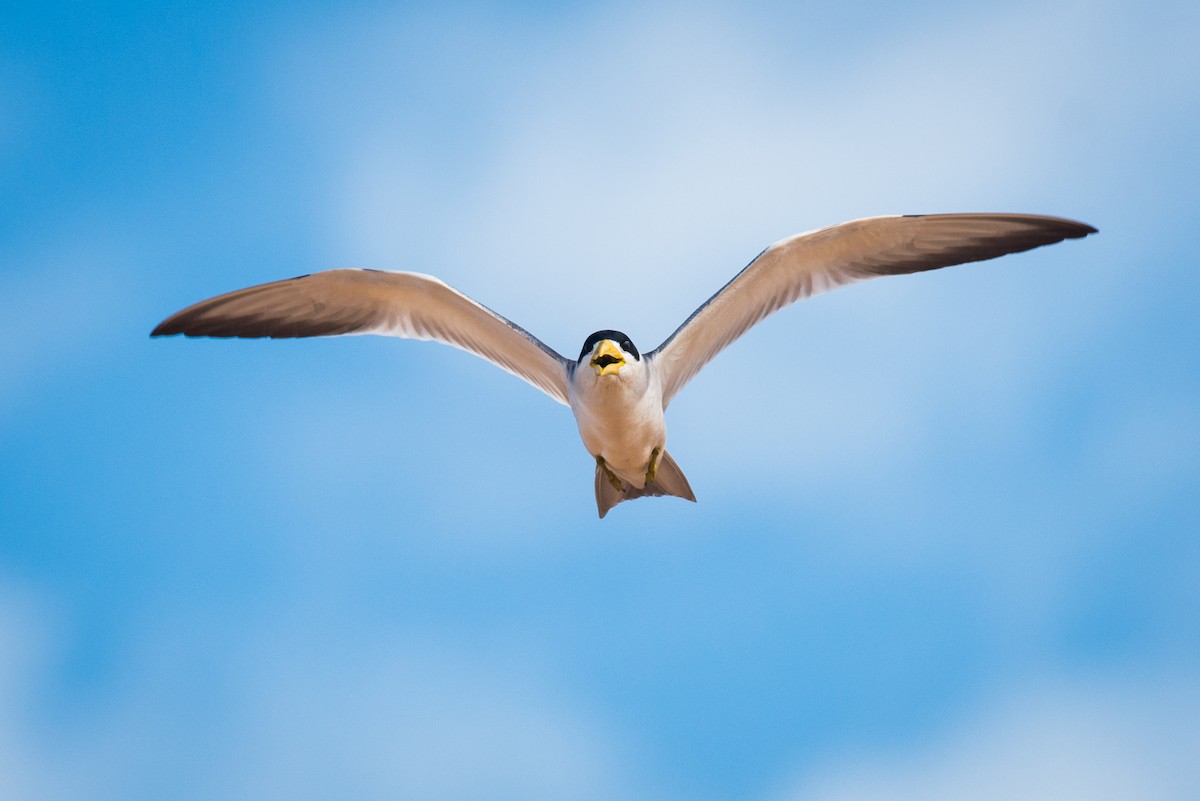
153, 213, 1096, 517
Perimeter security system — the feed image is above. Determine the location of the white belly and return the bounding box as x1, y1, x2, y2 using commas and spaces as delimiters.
569, 366, 666, 488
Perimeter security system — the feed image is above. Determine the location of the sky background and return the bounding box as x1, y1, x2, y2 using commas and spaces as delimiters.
2, 0, 1199, 799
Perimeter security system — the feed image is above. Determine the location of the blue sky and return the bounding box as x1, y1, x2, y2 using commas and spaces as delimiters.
2, 0, 1198, 798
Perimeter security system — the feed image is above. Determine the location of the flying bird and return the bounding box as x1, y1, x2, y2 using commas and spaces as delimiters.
152, 213, 1096, 517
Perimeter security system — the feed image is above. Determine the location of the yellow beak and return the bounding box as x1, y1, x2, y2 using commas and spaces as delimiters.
590, 339, 626, 376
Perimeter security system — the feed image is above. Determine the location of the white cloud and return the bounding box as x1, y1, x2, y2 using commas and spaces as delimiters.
257, 0, 1122, 425
239, 0, 1181, 540
205, 0, 1197, 545
348, 7, 1115, 358
265, 0, 1122, 342
211, 638, 637, 801
0, 585, 655, 801
771, 674, 1200, 801
4, 2, 1197, 799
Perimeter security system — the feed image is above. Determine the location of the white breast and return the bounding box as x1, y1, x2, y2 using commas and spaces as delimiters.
568, 359, 667, 487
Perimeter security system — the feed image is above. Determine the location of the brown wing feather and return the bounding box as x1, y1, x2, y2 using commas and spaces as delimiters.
152, 269, 571, 405
650, 213, 1097, 407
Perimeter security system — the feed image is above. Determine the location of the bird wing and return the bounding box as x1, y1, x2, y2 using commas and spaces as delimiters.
152, 269, 572, 405
649, 213, 1097, 407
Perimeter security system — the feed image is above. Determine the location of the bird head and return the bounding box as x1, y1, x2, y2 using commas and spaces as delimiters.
579, 330, 639, 377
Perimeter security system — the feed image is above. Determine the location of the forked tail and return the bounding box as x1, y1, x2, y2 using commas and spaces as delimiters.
594, 449, 697, 518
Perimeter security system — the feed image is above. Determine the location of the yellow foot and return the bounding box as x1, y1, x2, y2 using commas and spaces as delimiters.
596, 455, 624, 492
645, 446, 662, 485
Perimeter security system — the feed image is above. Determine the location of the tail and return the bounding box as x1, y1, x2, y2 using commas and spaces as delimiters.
594, 449, 697, 518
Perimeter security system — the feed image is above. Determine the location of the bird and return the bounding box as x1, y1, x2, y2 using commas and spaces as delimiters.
152, 212, 1096, 517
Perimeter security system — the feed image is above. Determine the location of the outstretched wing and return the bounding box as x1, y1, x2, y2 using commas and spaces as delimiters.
152, 269, 572, 405
649, 213, 1096, 407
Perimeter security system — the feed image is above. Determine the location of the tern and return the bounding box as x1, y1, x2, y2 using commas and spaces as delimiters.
152, 213, 1096, 517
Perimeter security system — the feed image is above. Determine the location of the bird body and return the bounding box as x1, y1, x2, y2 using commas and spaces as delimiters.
569, 348, 664, 489
153, 213, 1096, 517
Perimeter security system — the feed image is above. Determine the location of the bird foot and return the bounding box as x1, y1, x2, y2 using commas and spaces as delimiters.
596, 455, 624, 492
645, 446, 662, 485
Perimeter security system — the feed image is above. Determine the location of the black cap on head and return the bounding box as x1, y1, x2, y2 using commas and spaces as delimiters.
579, 330, 639, 362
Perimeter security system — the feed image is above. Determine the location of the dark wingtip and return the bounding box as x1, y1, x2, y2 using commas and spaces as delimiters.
151, 314, 196, 337
1050, 215, 1098, 237
902, 213, 1098, 238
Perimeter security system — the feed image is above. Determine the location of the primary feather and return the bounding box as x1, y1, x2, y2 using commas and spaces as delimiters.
649, 213, 1096, 407
152, 268, 572, 405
